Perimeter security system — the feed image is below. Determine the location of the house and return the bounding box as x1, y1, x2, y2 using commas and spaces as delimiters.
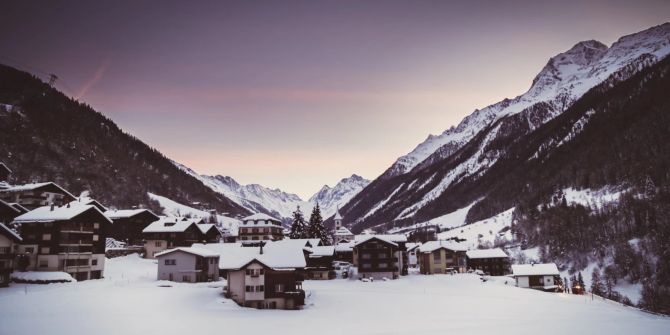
512, 263, 560, 291
334, 240, 354, 263
0, 182, 77, 210
331, 207, 354, 243
141, 216, 221, 259
155, 247, 219, 283
305, 245, 335, 280
0, 162, 11, 182
104, 209, 160, 245
353, 234, 408, 280
0, 199, 22, 224
466, 248, 510, 275
237, 213, 284, 244
418, 240, 467, 274
11, 204, 110, 281
0, 223, 21, 286
406, 242, 421, 268
221, 242, 307, 309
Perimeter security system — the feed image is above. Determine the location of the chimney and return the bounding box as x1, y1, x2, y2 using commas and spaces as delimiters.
259, 241, 265, 255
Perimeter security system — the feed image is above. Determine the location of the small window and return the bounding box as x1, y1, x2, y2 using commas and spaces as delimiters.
94, 223, 100, 229
92, 259, 98, 266
275, 284, 284, 292
155, 241, 162, 247
41, 247, 50, 254
246, 285, 252, 292
38, 260, 48, 268
164, 259, 176, 266
42, 234, 51, 241
257, 285, 264, 292
93, 235, 99, 241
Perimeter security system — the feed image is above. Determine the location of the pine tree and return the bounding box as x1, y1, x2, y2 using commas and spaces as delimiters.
591, 268, 604, 296
288, 206, 308, 239
308, 203, 329, 245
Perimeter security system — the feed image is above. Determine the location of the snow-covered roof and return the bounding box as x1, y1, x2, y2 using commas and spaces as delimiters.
0, 182, 76, 200
334, 241, 355, 252
334, 226, 353, 236
334, 206, 342, 220
196, 223, 218, 234
154, 247, 219, 258
278, 238, 322, 248
309, 245, 335, 257
418, 240, 468, 253
104, 209, 155, 219
9, 203, 28, 213
354, 234, 407, 247
0, 222, 21, 242
142, 216, 201, 233
12, 205, 112, 224
512, 263, 559, 276
195, 241, 306, 270
11, 271, 74, 282
241, 213, 281, 223
466, 248, 508, 259
406, 242, 422, 252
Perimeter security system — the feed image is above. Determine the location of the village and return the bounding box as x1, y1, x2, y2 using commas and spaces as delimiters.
2, 160, 585, 309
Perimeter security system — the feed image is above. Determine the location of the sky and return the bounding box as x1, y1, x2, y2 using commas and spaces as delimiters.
1, 0, 669, 199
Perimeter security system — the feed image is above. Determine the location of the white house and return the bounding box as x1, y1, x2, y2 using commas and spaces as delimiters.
511, 263, 560, 291
155, 247, 220, 283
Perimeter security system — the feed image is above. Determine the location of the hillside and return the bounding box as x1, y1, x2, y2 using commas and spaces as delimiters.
0, 64, 249, 216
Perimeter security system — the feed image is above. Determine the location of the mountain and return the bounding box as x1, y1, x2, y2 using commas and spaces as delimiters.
176, 162, 369, 219
308, 174, 370, 217
0, 64, 250, 217
341, 23, 670, 231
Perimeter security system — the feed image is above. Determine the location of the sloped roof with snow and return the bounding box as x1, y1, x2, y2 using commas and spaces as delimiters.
195, 223, 218, 234
466, 248, 508, 259
418, 240, 468, 253
334, 241, 355, 252
241, 213, 281, 223
309, 245, 335, 257
104, 209, 156, 219
277, 238, 322, 248
12, 205, 112, 224
354, 234, 407, 247
0, 182, 76, 200
196, 241, 306, 270
0, 222, 21, 242
333, 207, 342, 220
512, 263, 560, 276
154, 247, 219, 258
142, 216, 201, 233
406, 242, 421, 252
334, 226, 353, 236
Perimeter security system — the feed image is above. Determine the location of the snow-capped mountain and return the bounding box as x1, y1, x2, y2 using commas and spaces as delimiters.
308, 174, 370, 217
174, 162, 367, 219
343, 23, 670, 230
383, 23, 670, 178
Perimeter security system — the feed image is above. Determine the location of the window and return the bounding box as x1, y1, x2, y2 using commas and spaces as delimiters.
433, 252, 442, 263
42, 234, 51, 241
258, 285, 264, 292
92, 235, 99, 241
246, 268, 263, 276
275, 284, 284, 292
246, 285, 252, 292
39, 260, 48, 268
155, 241, 162, 247
182, 275, 190, 282
40, 247, 50, 254
165, 259, 176, 266
378, 253, 387, 258
362, 263, 371, 269
93, 223, 100, 229
92, 259, 98, 266
361, 253, 371, 259
379, 263, 388, 269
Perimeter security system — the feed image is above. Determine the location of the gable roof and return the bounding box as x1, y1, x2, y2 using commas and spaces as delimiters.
406, 242, 422, 252
9, 203, 28, 214
334, 226, 353, 236
418, 240, 468, 253
68, 198, 108, 212
466, 248, 508, 259
511, 263, 560, 276
154, 247, 219, 258
195, 241, 306, 270
142, 216, 201, 233
241, 213, 281, 223
354, 235, 402, 247
355, 234, 407, 244
276, 238, 322, 248
104, 209, 159, 220
12, 204, 112, 224
0, 182, 76, 201
0, 222, 21, 242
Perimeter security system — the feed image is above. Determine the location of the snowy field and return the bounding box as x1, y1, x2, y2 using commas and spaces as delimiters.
0, 255, 668, 335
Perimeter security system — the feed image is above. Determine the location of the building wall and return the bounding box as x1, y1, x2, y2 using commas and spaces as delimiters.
144, 240, 169, 259
0, 234, 16, 286
227, 269, 247, 305
419, 249, 466, 275
157, 251, 197, 282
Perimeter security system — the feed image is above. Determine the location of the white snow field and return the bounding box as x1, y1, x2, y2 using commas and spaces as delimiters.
0, 255, 668, 335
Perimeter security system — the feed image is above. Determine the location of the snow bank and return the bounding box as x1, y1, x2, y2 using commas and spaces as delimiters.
11, 272, 75, 284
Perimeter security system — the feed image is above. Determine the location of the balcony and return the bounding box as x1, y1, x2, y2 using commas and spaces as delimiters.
59, 240, 94, 246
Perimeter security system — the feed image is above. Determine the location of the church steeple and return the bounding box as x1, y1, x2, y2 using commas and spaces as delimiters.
334, 206, 342, 229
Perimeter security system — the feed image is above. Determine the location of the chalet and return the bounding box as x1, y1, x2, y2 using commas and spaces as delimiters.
11, 204, 110, 281
418, 241, 467, 275
305, 245, 335, 280
0, 182, 77, 210
334, 240, 354, 263
466, 248, 510, 275
512, 263, 561, 291
221, 243, 306, 309
237, 213, 284, 244
104, 209, 160, 245
0, 162, 11, 182
353, 234, 408, 280
0, 223, 22, 286
406, 242, 421, 268
142, 216, 221, 259
155, 247, 219, 283
69, 197, 108, 212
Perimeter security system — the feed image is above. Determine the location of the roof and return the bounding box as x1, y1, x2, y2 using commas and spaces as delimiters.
12, 204, 112, 224
0, 199, 20, 215
309, 245, 335, 257
406, 242, 422, 252
195, 241, 307, 270
154, 247, 219, 258
68, 197, 108, 212
334, 206, 342, 220
0, 222, 21, 242
104, 209, 158, 220
354, 235, 402, 247
466, 248, 508, 259
277, 238, 322, 248
241, 213, 281, 223
418, 240, 468, 253
0, 162, 11, 175
195, 223, 217, 234
142, 216, 201, 233
354, 234, 407, 243
0, 182, 76, 200
334, 226, 353, 236
512, 263, 560, 276
9, 203, 28, 213
334, 241, 355, 252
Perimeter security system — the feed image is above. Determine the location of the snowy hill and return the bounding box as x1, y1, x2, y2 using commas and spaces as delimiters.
174, 162, 367, 219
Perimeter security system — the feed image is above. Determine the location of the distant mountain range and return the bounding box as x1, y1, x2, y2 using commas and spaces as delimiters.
175, 162, 369, 220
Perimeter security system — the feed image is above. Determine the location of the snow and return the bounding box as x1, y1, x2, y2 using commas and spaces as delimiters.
154, 247, 219, 258
562, 187, 626, 209
104, 209, 151, 219
241, 212, 282, 223
363, 182, 405, 219
437, 208, 515, 249
466, 248, 508, 259
0, 222, 22, 241
354, 234, 407, 247
148, 192, 240, 233
309, 246, 335, 257
419, 240, 468, 253
142, 216, 202, 233
11, 271, 75, 283
390, 201, 476, 233
12, 204, 112, 224
1, 255, 668, 335
512, 263, 560, 276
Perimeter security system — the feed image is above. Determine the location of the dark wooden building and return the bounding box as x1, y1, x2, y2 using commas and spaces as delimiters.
0, 222, 22, 286
465, 248, 510, 276
353, 235, 408, 280
0, 182, 77, 210
104, 209, 160, 245
142, 217, 221, 258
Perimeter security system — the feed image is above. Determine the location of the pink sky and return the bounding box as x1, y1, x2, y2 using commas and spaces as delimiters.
2, 0, 669, 198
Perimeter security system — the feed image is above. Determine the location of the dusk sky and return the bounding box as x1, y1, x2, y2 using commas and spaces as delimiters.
2, 0, 669, 198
